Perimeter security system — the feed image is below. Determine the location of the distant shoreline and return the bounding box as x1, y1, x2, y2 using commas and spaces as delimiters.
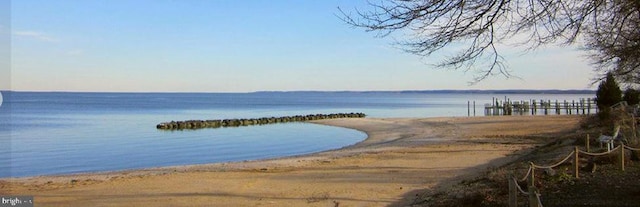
1, 89, 596, 94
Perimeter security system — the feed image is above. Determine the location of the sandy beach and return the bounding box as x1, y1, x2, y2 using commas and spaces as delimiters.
1, 116, 582, 206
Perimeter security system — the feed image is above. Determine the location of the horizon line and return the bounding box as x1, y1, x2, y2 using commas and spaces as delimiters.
1, 89, 596, 94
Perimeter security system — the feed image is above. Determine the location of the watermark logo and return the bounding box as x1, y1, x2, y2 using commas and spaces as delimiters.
0, 196, 33, 207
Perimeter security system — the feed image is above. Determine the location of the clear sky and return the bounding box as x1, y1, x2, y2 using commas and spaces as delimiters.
6, 0, 597, 92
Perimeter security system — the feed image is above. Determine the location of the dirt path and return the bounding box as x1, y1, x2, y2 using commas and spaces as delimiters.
1, 116, 581, 206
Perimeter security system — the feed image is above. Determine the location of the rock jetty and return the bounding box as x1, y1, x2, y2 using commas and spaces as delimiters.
156, 112, 366, 130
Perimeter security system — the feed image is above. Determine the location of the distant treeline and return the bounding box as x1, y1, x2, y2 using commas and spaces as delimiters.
3, 90, 595, 95
156, 113, 366, 130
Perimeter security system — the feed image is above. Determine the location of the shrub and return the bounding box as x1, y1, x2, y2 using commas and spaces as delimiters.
595, 72, 622, 110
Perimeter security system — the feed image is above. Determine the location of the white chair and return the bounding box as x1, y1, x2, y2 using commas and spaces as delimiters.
598, 126, 620, 152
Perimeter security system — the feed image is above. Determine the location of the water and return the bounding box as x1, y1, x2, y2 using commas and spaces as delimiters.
0, 91, 594, 178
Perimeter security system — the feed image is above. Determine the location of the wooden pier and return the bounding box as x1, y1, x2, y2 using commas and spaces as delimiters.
478, 97, 597, 116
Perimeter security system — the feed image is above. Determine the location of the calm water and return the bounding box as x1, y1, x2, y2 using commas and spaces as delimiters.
0, 91, 594, 177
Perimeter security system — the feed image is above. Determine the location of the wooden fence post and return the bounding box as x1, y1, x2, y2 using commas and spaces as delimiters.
528, 186, 541, 207
529, 162, 535, 187
621, 143, 625, 171
586, 134, 590, 153
508, 175, 517, 207
575, 146, 580, 178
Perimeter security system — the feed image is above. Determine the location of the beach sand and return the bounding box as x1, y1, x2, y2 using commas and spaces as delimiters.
0, 116, 581, 206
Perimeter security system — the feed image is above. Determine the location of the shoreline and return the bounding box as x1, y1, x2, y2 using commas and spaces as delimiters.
0, 116, 455, 181
0, 119, 374, 181
1, 116, 583, 206
1, 118, 371, 180
0, 118, 428, 181
0, 117, 436, 181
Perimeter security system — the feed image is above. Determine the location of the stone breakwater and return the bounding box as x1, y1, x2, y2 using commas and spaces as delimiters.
156, 113, 366, 130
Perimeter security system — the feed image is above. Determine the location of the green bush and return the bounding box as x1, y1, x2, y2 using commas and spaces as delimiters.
595, 72, 622, 110
597, 107, 612, 123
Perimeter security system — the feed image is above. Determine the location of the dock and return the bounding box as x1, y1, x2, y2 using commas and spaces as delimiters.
475, 97, 597, 116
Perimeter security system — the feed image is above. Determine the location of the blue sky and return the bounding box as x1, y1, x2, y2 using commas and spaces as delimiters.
6, 0, 596, 92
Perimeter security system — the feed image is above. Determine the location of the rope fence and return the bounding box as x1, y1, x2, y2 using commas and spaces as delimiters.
624, 145, 640, 151
518, 166, 532, 182
530, 151, 575, 169
579, 146, 622, 156
508, 136, 640, 207
510, 176, 529, 195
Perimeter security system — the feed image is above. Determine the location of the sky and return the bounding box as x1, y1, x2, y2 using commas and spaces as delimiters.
4, 0, 598, 92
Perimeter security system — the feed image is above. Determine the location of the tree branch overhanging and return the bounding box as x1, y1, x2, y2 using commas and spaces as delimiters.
339, 0, 640, 84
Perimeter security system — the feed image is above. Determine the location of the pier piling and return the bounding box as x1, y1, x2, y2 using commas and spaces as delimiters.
481, 97, 596, 116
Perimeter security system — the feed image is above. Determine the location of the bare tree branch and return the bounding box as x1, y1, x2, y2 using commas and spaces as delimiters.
339, 0, 640, 84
